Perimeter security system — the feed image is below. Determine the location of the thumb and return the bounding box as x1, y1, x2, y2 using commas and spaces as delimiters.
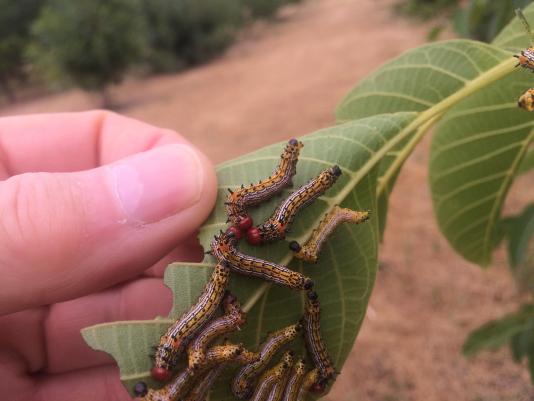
0, 144, 217, 314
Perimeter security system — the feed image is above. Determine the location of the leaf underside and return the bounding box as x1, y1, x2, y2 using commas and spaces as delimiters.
81, 4, 534, 399
82, 113, 416, 399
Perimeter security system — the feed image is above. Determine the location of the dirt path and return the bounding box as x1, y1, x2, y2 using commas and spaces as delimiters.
1, 0, 532, 400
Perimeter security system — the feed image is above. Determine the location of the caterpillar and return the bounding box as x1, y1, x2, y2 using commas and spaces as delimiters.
267, 352, 295, 401
137, 343, 252, 401
289, 206, 370, 263
182, 364, 225, 401
518, 88, 534, 111
281, 358, 307, 401
250, 350, 294, 401
247, 165, 342, 245
210, 231, 314, 291
226, 139, 303, 231
302, 291, 336, 389
232, 323, 302, 399
135, 369, 195, 401
187, 292, 246, 371
514, 9, 534, 72
151, 262, 230, 382
297, 368, 322, 400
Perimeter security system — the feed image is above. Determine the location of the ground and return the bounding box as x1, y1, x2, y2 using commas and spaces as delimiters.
1, 0, 533, 400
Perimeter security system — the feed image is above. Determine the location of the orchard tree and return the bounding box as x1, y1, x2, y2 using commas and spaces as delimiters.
29, 0, 147, 107
0, 0, 44, 102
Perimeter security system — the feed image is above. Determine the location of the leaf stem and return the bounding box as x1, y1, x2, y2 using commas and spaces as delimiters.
377, 115, 440, 198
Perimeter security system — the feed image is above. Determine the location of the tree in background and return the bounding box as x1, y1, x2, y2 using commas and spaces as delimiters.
454, 0, 532, 42
0, 0, 45, 102
142, 0, 243, 72
28, 0, 147, 107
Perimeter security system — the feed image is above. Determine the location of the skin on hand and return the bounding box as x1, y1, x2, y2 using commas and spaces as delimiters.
0, 110, 218, 401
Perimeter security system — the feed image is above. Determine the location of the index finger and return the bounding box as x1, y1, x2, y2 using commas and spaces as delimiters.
0, 110, 187, 178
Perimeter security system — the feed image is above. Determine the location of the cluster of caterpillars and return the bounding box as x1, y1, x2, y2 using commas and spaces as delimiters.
133, 139, 369, 401
515, 9, 534, 111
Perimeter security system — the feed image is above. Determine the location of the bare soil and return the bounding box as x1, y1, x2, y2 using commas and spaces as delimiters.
1, 0, 533, 400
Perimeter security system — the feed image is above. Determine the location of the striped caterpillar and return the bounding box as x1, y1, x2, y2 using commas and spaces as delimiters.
226, 139, 303, 232
182, 364, 225, 401
250, 350, 294, 401
232, 323, 302, 399
151, 262, 230, 382
137, 343, 255, 401
302, 291, 336, 390
187, 292, 246, 371
247, 165, 342, 245
210, 231, 314, 291
289, 206, 370, 263
281, 358, 307, 401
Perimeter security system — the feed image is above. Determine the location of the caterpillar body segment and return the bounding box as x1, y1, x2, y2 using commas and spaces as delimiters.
290, 206, 370, 263
250, 351, 294, 401
250, 165, 342, 244
187, 292, 246, 370
152, 263, 230, 382
232, 323, 301, 399
210, 231, 313, 290
302, 291, 336, 389
226, 139, 303, 228
281, 358, 307, 401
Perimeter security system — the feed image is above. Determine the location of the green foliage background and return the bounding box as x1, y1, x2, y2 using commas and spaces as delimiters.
82, 4, 534, 398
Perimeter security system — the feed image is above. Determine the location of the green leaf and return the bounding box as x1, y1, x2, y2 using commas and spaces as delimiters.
82, 112, 417, 399
503, 204, 534, 268
510, 322, 534, 363
517, 148, 534, 175
429, 69, 534, 265
492, 2, 534, 51
336, 38, 518, 239
427, 5, 534, 266
463, 304, 534, 357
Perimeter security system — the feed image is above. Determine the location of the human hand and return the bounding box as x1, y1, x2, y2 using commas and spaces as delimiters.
0, 111, 217, 400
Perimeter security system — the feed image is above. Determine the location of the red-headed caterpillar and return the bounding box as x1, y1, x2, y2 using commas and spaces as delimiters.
232, 323, 302, 399
247, 165, 342, 245
187, 292, 246, 371
210, 231, 314, 291
302, 291, 336, 389
151, 262, 230, 382
281, 358, 307, 401
250, 350, 294, 401
289, 206, 370, 263
226, 139, 303, 231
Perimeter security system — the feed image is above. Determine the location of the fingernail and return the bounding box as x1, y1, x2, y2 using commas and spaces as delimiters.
109, 144, 204, 223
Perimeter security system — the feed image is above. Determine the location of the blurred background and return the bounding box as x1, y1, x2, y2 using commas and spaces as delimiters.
1, 0, 532, 400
